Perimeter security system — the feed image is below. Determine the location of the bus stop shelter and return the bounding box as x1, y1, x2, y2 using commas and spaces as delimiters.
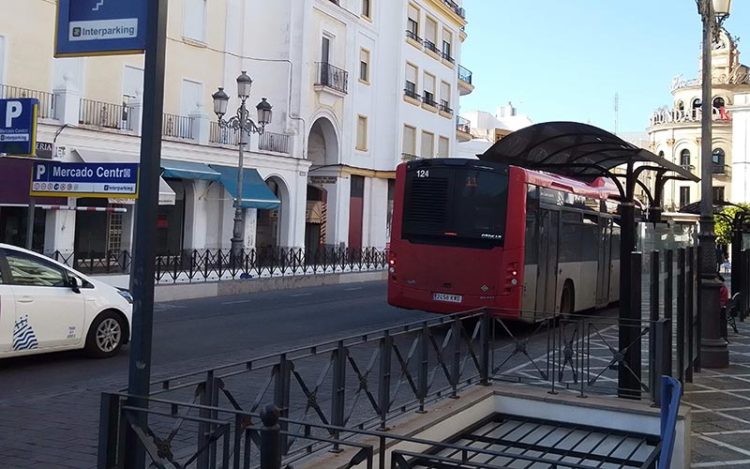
480, 121, 699, 397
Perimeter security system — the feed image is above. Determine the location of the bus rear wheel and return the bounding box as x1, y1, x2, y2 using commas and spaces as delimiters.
560, 282, 575, 318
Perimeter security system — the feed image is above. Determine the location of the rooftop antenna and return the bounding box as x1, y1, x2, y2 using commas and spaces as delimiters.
614, 92, 619, 135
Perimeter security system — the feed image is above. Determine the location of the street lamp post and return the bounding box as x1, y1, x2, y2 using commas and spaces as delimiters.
212, 72, 273, 259
697, 0, 731, 368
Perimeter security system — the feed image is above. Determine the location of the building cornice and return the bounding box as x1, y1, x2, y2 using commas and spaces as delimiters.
422, 0, 467, 28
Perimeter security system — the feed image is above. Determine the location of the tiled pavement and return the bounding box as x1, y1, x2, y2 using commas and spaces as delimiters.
684, 317, 750, 468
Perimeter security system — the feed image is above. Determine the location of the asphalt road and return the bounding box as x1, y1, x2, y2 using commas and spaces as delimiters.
0, 281, 434, 468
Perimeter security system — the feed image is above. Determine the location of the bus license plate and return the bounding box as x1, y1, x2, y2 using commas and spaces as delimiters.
433, 293, 463, 304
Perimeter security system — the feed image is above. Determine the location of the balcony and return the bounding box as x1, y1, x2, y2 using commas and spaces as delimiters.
458, 65, 474, 95
79, 98, 134, 131
712, 164, 727, 175
424, 40, 441, 58
0, 84, 56, 120
162, 113, 195, 140
442, 51, 455, 65
422, 92, 438, 112
209, 122, 241, 146
314, 62, 348, 100
258, 131, 290, 154
442, 0, 466, 19
439, 100, 453, 118
403, 83, 421, 105
401, 153, 419, 162
456, 116, 471, 142
405, 29, 422, 45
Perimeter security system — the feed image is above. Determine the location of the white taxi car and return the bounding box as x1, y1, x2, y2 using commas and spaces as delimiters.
0, 243, 133, 359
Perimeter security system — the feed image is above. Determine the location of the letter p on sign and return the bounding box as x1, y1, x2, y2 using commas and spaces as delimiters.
5, 101, 22, 128
35, 164, 46, 180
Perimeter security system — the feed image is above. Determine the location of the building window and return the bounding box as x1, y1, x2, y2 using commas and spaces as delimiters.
438, 136, 449, 157
442, 29, 453, 61
424, 17, 438, 53
405, 63, 419, 100
711, 148, 726, 174
362, 0, 371, 18
679, 149, 691, 167
439, 81, 451, 113
402, 125, 417, 158
713, 186, 725, 202
423, 72, 436, 107
356, 115, 368, 151
184, 0, 207, 42
421, 131, 434, 158
658, 150, 665, 158
407, 4, 420, 41
679, 187, 690, 208
359, 49, 370, 83
181, 79, 203, 117
713, 96, 726, 108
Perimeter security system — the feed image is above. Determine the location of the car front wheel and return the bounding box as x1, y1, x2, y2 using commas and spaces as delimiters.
85, 311, 126, 358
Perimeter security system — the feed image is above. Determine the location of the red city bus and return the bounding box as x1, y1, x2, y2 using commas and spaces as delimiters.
387, 158, 622, 321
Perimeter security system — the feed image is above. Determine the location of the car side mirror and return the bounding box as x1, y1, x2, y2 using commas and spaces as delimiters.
69, 276, 81, 294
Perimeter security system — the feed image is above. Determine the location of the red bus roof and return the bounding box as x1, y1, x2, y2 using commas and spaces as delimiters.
515, 165, 620, 200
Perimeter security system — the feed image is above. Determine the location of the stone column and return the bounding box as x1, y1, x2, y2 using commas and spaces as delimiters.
52, 74, 81, 126
190, 104, 210, 145
183, 180, 209, 250
44, 207, 76, 263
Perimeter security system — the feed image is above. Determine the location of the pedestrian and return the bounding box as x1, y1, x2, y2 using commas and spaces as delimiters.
718, 273, 729, 309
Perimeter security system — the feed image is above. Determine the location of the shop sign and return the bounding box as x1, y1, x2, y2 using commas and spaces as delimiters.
0, 98, 38, 156
55, 0, 148, 57
309, 176, 337, 185
30, 161, 139, 199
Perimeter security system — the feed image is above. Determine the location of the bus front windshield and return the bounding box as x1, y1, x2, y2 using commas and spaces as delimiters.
402, 164, 508, 247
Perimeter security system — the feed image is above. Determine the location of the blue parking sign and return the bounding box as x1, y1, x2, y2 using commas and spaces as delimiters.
55, 0, 148, 57
0, 99, 38, 157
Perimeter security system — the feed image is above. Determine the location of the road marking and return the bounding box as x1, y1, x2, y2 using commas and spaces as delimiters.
693, 460, 750, 467
344, 287, 363, 291
221, 299, 253, 305
291, 293, 312, 297
696, 435, 750, 458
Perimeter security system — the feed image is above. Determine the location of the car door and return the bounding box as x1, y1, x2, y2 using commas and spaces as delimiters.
3, 249, 85, 350
0, 253, 16, 353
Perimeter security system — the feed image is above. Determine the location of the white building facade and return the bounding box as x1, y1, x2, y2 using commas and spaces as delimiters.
455, 103, 533, 158
648, 29, 750, 211
0, 0, 473, 261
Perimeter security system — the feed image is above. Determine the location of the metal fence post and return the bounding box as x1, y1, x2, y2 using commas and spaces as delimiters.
378, 332, 393, 430
98, 393, 124, 469
653, 319, 671, 406
687, 247, 695, 382
260, 405, 282, 469
649, 252, 660, 400
450, 319, 462, 398
620, 252, 643, 399
677, 249, 686, 385
480, 311, 491, 386
417, 323, 429, 413
198, 370, 217, 469
330, 341, 347, 452
273, 354, 291, 454
694, 246, 702, 373
664, 250, 674, 379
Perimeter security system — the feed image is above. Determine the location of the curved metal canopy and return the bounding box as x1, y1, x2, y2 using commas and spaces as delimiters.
479, 122, 699, 188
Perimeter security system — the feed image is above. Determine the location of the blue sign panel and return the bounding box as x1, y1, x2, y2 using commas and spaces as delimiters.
0, 99, 38, 156
55, 0, 147, 57
30, 161, 139, 199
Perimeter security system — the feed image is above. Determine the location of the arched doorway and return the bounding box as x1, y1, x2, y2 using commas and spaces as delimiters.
306, 117, 340, 252
256, 176, 289, 250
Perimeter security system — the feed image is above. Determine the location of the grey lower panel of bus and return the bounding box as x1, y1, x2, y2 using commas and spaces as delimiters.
418, 413, 659, 468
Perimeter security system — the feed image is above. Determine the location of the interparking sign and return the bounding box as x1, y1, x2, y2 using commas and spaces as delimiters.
30, 161, 139, 199
0, 98, 38, 156
55, 0, 148, 57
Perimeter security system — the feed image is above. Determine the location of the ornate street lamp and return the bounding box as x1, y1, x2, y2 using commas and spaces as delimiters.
696, 0, 731, 368
212, 72, 273, 259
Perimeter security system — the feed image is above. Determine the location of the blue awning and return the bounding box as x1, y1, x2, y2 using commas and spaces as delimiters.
161, 159, 222, 181
209, 165, 280, 209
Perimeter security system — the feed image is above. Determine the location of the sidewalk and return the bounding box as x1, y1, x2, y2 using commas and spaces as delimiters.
684, 317, 750, 468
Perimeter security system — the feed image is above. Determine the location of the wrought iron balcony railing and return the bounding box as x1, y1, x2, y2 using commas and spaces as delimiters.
209, 121, 241, 146
79, 98, 134, 131
442, 51, 455, 64
403, 85, 421, 101
440, 101, 453, 114
456, 116, 471, 133
0, 84, 56, 120
405, 29, 422, 43
424, 40, 440, 55
258, 131, 290, 154
315, 62, 348, 94
422, 93, 438, 108
162, 113, 195, 139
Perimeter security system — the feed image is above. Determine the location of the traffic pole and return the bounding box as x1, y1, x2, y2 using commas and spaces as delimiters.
125, 0, 168, 466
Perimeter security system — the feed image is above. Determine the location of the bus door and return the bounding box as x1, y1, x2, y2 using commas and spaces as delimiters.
596, 217, 612, 307
535, 209, 560, 316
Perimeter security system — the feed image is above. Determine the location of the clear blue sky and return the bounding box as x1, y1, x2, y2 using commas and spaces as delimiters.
460, 0, 750, 133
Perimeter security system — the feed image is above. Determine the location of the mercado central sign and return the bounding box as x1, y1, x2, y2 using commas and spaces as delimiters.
30, 161, 139, 199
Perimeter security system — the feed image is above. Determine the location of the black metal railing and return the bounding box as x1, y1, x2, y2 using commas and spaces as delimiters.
404, 83, 420, 101
79, 98, 133, 131
162, 113, 195, 139
0, 84, 55, 119
46, 247, 387, 281
712, 163, 726, 174
458, 65, 473, 85
443, 0, 466, 18
456, 116, 471, 133
209, 121, 241, 145
422, 93, 437, 108
401, 153, 418, 161
439, 101, 453, 114
258, 131, 290, 154
441, 51, 455, 64
424, 40, 440, 55
315, 62, 348, 94
405, 29, 422, 43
